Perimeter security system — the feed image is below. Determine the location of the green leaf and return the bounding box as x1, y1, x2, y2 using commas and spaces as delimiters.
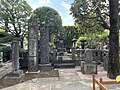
116, 75, 120, 82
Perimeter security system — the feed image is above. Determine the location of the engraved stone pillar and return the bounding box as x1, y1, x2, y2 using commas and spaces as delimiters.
28, 18, 38, 72
12, 41, 19, 71
40, 27, 49, 64
39, 27, 52, 71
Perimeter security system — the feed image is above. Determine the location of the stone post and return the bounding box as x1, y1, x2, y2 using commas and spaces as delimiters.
3, 41, 25, 85
12, 41, 19, 72
0, 52, 3, 66
39, 26, 52, 71
72, 39, 76, 60
28, 18, 38, 72
40, 27, 49, 64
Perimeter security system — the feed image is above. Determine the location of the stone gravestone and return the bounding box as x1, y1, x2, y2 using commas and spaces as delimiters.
57, 39, 65, 61
3, 41, 25, 85
0, 52, 3, 66
71, 39, 76, 60
39, 27, 51, 70
28, 18, 38, 72
81, 50, 97, 74
84, 50, 93, 62
102, 50, 109, 71
40, 27, 49, 64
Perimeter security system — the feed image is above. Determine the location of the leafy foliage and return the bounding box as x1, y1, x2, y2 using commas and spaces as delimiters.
62, 26, 78, 49
0, 0, 32, 47
0, 28, 15, 43
33, 6, 62, 35
70, 0, 110, 30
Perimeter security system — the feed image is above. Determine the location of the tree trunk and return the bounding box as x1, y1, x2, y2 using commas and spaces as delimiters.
108, 0, 120, 79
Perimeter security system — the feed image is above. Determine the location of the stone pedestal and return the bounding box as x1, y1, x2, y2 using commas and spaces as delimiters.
3, 41, 25, 85
39, 64, 53, 71
81, 61, 97, 74
3, 70, 25, 85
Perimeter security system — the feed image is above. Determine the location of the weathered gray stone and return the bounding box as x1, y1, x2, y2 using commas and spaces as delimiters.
12, 41, 19, 71
102, 50, 109, 71
76, 49, 85, 60
28, 18, 38, 72
81, 61, 97, 74
58, 56, 63, 61
3, 72, 25, 86
71, 40, 76, 60
92, 49, 102, 63
39, 64, 52, 71
71, 47, 75, 60
40, 27, 49, 64
84, 50, 93, 62
3, 41, 25, 86
0, 52, 3, 66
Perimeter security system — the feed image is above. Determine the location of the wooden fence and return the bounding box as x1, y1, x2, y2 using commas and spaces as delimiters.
93, 75, 120, 90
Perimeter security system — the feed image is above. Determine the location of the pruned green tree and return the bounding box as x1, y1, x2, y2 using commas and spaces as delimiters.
0, 0, 32, 48
33, 6, 62, 45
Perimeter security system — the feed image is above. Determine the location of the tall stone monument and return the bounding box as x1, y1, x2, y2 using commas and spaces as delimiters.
3, 41, 24, 85
40, 27, 49, 64
28, 18, 38, 72
39, 26, 51, 70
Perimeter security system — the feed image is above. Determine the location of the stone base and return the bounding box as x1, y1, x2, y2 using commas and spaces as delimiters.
57, 56, 63, 61
3, 70, 25, 86
39, 64, 53, 71
26, 70, 40, 74
75, 60, 81, 66
81, 61, 97, 74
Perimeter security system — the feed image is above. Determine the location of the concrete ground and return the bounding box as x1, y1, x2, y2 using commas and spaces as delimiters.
0, 62, 120, 90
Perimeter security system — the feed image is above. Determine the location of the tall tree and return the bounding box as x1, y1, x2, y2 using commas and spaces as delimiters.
0, 0, 32, 48
33, 6, 62, 44
70, 0, 110, 33
108, 0, 120, 79
62, 26, 78, 50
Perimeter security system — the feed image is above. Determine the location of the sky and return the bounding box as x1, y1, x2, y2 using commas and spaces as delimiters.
25, 0, 74, 26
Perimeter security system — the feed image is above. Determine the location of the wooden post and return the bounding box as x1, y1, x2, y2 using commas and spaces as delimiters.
93, 75, 95, 90
100, 78, 102, 90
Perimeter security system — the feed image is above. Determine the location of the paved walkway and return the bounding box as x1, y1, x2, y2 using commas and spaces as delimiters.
0, 62, 120, 90
0, 67, 92, 90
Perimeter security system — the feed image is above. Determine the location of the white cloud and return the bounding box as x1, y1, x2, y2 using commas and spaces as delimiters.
60, 1, 71, 10
26, 0, 51, 10
38, 0, 51, 5
63, 11, 74, 26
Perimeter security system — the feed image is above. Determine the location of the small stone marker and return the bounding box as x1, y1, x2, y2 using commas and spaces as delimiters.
3, 41, 25, 85
0, 52, 3, 66
81, 49, 97, 74
84, 50, 93, 62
